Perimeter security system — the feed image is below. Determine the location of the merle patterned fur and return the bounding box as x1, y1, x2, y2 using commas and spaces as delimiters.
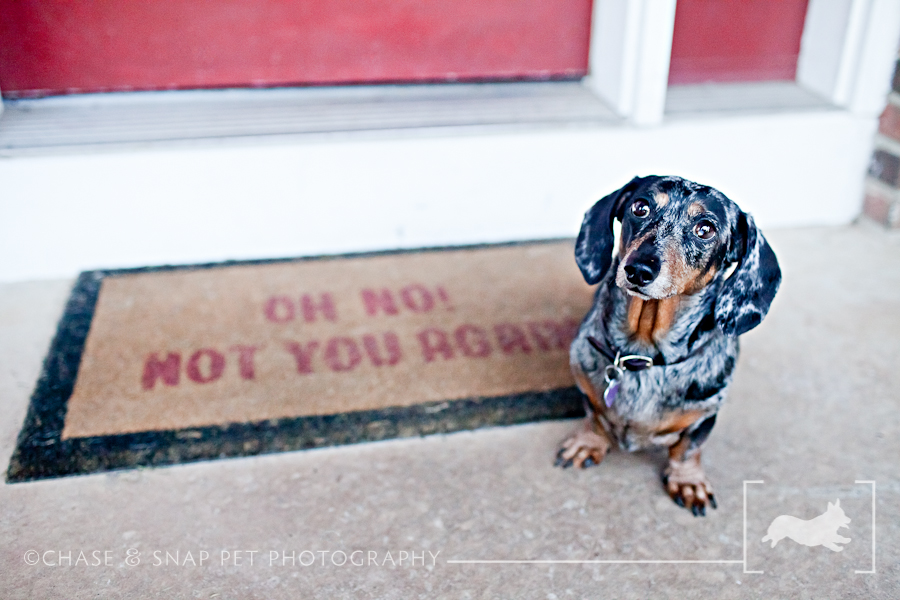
564, 175, 781, 509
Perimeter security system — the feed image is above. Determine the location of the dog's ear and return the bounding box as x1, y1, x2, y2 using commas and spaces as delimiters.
575, 176, 643, 284
715, 211, 782, 336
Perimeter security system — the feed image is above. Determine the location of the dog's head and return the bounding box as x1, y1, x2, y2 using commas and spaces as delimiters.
825, 499, 851, 529
575, 175, 781, 337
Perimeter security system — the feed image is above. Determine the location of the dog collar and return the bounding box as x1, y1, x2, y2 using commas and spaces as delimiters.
586, 336, 657, 407
585, 333, 717, 407
586, 336, 656, 370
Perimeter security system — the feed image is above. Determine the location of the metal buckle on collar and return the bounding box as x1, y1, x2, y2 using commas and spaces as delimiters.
617, 354, 654, 371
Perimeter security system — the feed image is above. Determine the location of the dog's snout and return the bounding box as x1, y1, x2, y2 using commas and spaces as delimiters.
624, 256, 660, 287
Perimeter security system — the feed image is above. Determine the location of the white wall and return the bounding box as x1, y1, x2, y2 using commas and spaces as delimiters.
0, 108, 876, 282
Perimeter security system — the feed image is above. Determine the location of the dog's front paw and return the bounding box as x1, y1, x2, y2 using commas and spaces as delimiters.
663, 458, 716, 516
555, 426, 610, 469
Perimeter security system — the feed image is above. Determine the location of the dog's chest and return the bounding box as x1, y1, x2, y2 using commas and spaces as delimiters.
599, 369, 705, 450
571, 295, 736, 450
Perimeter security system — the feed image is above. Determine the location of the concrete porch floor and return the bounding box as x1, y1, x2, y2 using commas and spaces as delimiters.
1, 224, 899, 599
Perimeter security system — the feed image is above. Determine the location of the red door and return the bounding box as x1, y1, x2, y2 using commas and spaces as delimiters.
668, 0, 810, 84
0, 0, 592, 98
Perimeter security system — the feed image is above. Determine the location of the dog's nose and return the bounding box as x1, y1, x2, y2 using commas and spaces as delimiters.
624, 257, 659, 286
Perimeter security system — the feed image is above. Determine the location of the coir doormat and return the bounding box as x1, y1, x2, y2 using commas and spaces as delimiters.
7, 241, 594, 482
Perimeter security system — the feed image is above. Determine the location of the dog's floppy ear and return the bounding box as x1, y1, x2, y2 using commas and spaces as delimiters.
575, 176, 643, 284
715, 211, 781, 336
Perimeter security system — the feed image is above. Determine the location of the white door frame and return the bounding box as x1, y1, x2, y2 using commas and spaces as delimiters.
587, 0, 900, 121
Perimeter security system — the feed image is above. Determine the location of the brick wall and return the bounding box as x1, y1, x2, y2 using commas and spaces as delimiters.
864, 58, 900, 227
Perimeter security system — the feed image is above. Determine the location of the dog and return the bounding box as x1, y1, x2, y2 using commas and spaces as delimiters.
762, 499, 851, 552
556, 175, 781, 515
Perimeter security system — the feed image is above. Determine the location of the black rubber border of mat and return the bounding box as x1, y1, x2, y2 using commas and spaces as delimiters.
6, 240, 585, 483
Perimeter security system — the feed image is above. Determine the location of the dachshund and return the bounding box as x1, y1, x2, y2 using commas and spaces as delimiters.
556, 175, 781, 515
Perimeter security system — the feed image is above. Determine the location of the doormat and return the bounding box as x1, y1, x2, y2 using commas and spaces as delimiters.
7, 240, 593, 482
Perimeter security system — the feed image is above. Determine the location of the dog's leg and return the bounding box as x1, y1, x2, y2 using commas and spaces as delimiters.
829, 534, 852, 551
556, 413, 612, 469
556, 368, 612, 469
663, 414, 717, 516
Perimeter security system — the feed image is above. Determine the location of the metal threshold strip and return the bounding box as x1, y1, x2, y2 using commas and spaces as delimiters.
665, 81, 834, 117
0, 80, 839, 156
0, 81, 620, 156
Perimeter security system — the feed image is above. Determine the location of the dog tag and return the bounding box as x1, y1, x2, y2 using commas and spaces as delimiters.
603, 380, 620, 407
603, 363, 623, 407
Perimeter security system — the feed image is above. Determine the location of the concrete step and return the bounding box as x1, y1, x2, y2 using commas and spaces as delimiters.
1, 224, 898, 597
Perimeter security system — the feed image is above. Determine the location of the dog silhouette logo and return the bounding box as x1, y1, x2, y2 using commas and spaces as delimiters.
761, 499, 851, 552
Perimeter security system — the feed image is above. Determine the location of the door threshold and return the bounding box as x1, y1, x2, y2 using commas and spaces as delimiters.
0, 81, 620, 156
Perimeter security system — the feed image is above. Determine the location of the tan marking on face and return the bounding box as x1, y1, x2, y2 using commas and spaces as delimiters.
651, 296, 681, 341
661, 240, 718, 297
620, 238, 703, 341
623, 295, 655, 343
625, 296, 644, 336
682, 264, 718, 295
654, 192, 669, 207
636, 297, 658, 343
688, 202, 705, 217
623, 295, 681, 344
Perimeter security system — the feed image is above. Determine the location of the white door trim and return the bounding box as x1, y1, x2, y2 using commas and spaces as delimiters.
798, 0, 900, 116
585, 0, 677, 125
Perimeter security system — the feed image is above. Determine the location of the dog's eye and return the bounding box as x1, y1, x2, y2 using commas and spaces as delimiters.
693, 220, 717, 240
630, 199, 650, 218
